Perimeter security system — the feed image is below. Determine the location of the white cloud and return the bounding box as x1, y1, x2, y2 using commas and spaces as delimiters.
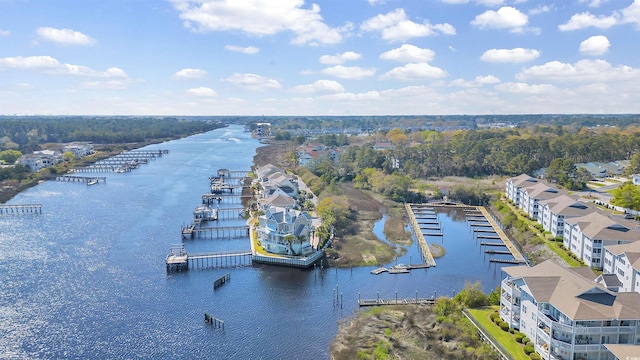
495, 82, 557, 94
223, 73, 281, 91
450, 75, 501, 87
361, 8, 455, 42
579, 0, 610, 8
380, 63, 447, 81
480, 48, 540, 63
321, 90, 381, 102
36, 27, 95, 46
471, 6, 528, 32
321, 65, 376, 79
77, 80, 130, 90
621, 0, 640, 27
225, 45, 260, 54
319, 51, 361, 65
516, 59, 640, 83
580, 35, 610, 55
0, 30, 10, 36
439, 0, 507, 4
367, 0, 384, 5
380, 44, 435, 63
291, 80, 345, 94
187, 87, 217, 97
529, 5, 552, 15
559, 1, 640, 30
172, 68, 208, 80
0, 55, 126, 78
558, 12, 619, 31
169, 0, 343, 45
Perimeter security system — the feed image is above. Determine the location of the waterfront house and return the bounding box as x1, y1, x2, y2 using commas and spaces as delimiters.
500, 260, 640, 360
256, 206, 313, 256
262, 171, 298, 198
63, 142, 94, 158
603, 241, 640, 294
255, 164, 281, 182
17, 150, 62, 172
563, 212, 640, 270
537, 195, 593, 238
632, 174, 640, 186
260, 192, 296, 210
505, 174, 539, 207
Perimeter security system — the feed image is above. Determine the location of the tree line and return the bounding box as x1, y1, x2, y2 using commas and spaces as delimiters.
0, 116, 226, 153
295, 124, 640, 203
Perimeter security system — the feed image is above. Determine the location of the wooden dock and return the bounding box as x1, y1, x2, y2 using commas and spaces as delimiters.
182, 225, 250, 239
477, 207, 526, 264
188, 250, 252, 269
480, 242, 506, 247
477, 234, 501, 239
485, 249, 512, 255
405, 204, 436, 267
0, 204, 42, 214
166, 244, 189, 271
358, 297, 435, 307
55, 175, 106, 185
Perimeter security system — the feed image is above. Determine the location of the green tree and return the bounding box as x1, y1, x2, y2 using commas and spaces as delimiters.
611, 182, 640, 210
0, 149, 22, 164
62, 151, 76, 162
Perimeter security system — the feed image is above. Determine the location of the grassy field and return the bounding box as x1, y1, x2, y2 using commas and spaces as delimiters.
467, 307, 530, 360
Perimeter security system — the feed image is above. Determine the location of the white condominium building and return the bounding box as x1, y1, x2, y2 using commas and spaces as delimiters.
501, 260, 640, 360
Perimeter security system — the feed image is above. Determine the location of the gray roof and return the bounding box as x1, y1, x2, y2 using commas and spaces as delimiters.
509, 173, 538, 188
539, 195, 593, 217
604, 344, 640, 360
503, 260, 640, 321
605, 240, 640, 269
564, 212, 640, 242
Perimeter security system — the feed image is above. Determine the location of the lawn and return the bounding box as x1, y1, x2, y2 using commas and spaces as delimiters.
467, 307, 531, 360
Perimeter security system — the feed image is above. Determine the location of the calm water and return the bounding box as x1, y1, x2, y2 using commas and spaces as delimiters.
0, 125, 515, 359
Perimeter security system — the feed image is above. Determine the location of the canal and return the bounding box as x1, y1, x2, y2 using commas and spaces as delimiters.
0, 125, 516, 359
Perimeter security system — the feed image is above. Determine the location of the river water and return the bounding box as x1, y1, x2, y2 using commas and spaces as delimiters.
0, 125, 514, 359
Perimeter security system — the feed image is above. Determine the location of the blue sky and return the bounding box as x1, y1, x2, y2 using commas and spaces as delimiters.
1, 0, 639, 116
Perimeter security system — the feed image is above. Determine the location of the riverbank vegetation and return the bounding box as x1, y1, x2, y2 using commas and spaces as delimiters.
0, 117, 226, 203
330, 283, 501, 360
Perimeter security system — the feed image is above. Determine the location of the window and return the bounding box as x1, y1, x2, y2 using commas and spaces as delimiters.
619, 258, 626, 265
522, 305, 527, 314
593, 239, 602, 244
618, 268, 625, 277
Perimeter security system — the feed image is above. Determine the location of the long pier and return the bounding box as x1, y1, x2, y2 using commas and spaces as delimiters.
166, 245, 253, 271
405, 204, 436, 267
55, 175, 106, 185
358, 297, 435, 307
188, 250, 252, 269
182, 225, 250, 240
0, 204, 42, 214
476, 207, 526, 264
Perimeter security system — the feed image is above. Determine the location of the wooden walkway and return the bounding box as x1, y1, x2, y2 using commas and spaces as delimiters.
405, 204, 436, 267
182, 225, 250, 239
358, 297, 435, 307
477, 207, 526, 264
55, 175, 106, 185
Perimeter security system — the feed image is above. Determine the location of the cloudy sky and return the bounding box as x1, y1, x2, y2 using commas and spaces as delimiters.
1, 0, 640, 116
